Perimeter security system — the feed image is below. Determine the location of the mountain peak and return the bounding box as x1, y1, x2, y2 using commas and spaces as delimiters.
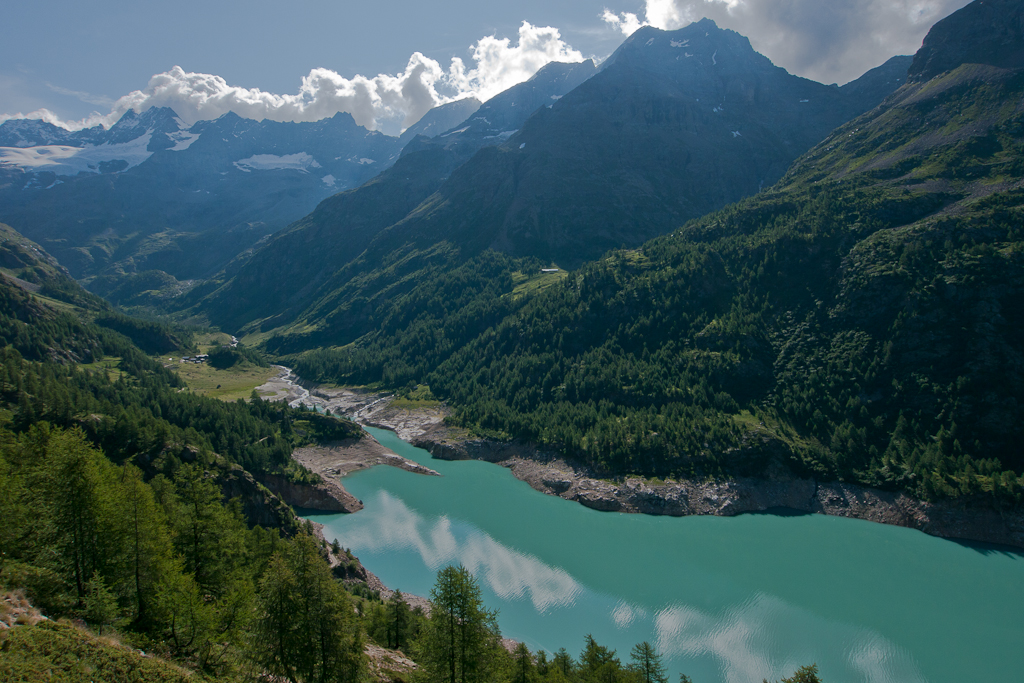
106, 106, 185, 147
909, 0, 1024, 82
603, 17, 771, 78
139, 106, 182, 122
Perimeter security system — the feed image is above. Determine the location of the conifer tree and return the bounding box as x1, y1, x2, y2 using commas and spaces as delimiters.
388, 589, 411, 650
40, 428, 110, 605
250, 533, 362, 683
420, 564, 502, 683
630, 642, 668, 683
513, 641, 535, 683
84, 574, 120, 635
117, 463, 174, 626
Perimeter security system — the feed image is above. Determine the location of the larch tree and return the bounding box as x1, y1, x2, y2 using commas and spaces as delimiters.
420, 564, 503, 683
251, 533, 363, 683
630, 641, 668, 683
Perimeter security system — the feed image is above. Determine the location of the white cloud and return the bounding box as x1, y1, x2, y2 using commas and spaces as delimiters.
600, 9, 646, 35
446, 22, 585, 104
602, 0, 973, 84
45, 82, 115, 108
1, 22, 584, 135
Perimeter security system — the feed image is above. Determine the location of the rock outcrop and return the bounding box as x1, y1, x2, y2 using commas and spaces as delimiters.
258, 472, 363, 513
0, 590, 46, 630
215, 464, 301, 534
908, 0, 1024, 82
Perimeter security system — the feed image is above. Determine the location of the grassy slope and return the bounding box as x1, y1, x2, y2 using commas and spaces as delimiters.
0, 621, 208, 683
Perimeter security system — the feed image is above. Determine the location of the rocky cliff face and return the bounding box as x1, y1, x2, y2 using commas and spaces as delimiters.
259, 472, 363, 513
215, 464, 302, 534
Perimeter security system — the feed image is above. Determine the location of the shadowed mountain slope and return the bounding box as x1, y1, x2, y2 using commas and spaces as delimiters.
196, 23, 907, 337
909, 0, 1024, 82
194, 60, 598, 331
365, 20, 909, 269
0, 99, 479, 306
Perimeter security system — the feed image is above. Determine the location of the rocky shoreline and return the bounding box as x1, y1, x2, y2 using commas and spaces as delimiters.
258, 432, 440, 514
252, 369, 438, 515
255, 369, 1024, 549
360, 401, 1024, 550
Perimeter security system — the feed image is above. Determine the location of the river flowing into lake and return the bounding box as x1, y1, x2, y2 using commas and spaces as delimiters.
303, 426, 1023, 683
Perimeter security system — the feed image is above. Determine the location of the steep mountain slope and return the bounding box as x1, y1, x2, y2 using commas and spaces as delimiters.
360, 20, 910, 269
399, 97, 482, 140
0, 100, 476, 296
287, 0, 1024, 505
908, 0, 1024, 82
214, 22, 909, 352
194, 61, 598, 331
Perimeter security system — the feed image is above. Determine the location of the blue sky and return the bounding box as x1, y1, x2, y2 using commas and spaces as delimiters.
2, 1, 971, 132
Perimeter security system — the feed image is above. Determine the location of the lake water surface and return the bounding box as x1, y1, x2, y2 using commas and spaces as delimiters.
307, 427, 1024, 683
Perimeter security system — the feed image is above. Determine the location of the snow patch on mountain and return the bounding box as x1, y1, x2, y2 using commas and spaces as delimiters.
233, 152, 320, 172
169, 130, 200, 151
0, 135, 154, 176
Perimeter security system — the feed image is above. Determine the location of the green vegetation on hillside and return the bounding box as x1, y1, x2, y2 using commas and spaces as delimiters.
0, 619, 206, 683
286, 62, 1024, 506
0, 420, 366, 680
0, 257, 371, 680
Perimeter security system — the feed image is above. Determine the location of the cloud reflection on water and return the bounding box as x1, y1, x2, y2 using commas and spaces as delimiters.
331, 490, 927, 683
336, 491, 583, 613
654, 595, 926, 683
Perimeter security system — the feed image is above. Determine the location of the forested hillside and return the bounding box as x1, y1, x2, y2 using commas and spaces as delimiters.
0, 229, 375, 678
288, 4, 1024, 507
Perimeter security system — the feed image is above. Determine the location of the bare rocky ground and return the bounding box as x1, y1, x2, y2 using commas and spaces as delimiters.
253, 370, 438, 515
364, 643, 418, 682
293, 438, 439, 480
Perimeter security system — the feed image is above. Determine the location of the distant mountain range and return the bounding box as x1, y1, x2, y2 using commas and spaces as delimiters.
0, 98, 479, 285
190, 59, 599, 329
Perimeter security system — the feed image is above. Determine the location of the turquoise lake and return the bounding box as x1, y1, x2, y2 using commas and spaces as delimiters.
306, 427, 1024, 683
